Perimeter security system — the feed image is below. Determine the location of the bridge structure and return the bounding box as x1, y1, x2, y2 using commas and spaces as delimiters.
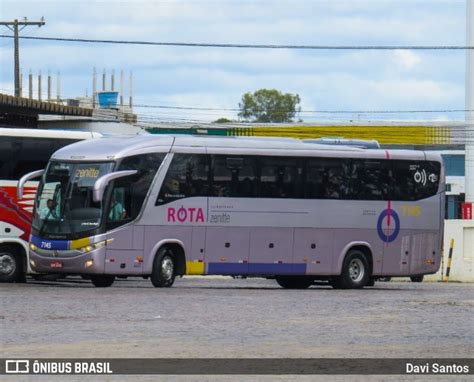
0, 92, 136, 128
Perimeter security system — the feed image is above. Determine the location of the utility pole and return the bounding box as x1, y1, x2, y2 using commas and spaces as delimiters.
467, 1, 474, 209
0, 17, 45, 97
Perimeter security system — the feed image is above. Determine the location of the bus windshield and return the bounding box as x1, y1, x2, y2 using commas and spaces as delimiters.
32, 161, 114, 236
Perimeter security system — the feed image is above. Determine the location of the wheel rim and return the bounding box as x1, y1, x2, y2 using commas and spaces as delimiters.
0, 253, 15, 276
161, 256, 174, 280
348, 258, 364, 283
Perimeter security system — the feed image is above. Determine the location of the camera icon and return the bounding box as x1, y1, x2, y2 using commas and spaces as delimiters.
5, 360, 29, 374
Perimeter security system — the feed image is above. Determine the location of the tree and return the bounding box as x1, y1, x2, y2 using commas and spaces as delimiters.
238, 89, 301, 123
213, 117, 233, 123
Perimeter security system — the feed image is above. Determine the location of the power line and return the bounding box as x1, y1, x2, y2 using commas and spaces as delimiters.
9, 93, 468, 114
1, 85, 472, 117
0, 34, 472, 50
134, 104, 472, 114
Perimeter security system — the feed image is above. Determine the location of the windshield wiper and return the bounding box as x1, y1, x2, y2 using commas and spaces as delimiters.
37, 215, 50, 238
60, 172, 78, 237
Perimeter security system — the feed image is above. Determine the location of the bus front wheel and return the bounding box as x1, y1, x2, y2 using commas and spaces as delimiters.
410, 275, 424, 283
332, 250, 370, 289
0, 246, 23, 283
90, 275, 115, 287
151, 248, 176, 288
275, 276, 313, 289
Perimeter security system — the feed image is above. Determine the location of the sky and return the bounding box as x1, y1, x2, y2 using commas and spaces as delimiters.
0, 0, 468, 123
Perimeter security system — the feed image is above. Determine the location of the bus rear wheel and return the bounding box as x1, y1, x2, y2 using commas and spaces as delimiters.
332, 250, 370, 289
151, 248, 176, 288
410, 275, 424, 283
275, 276, 313, 289
0, 246, 22, 283
90, 275, 115, 287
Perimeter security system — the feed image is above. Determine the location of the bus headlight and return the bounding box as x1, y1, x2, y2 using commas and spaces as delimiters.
78, 241, 107, 253
30, 243, 37, 251
85, 260, 94, 268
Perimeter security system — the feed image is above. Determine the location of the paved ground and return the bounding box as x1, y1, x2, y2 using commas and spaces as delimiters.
1, 277, 473, 360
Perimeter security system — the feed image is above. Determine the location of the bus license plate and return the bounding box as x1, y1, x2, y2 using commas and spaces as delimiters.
50, 261, 63, 269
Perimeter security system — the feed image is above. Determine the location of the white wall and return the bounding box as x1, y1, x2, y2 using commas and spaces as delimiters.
446, 176, 465, 195
425, 220, 474, 282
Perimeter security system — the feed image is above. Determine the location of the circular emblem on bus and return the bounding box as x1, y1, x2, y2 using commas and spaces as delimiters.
377, 209, 400, 243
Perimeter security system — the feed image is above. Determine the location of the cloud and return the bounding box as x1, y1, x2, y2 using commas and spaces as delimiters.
0, 0, 466, 122
393, 50, 422, 70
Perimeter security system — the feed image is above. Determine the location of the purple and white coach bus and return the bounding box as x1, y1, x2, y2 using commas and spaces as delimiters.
20, 135, 445, 288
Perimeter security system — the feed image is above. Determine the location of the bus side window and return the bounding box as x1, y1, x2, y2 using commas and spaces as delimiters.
304, 158, 354, 200
14, 138, 56, 179
108, 153, 165, 227
157, 154, 209, 204
350, 159, 390, 200
259, 161, 278, 198
304, 164, 325, 199
306, 159, 323, 199
0, 137, 55, 180
391, 160, 440, 201
235, 157, 257, 198
186, 154, 209, 197
211, 156, 232, 197
258, 156, 298, 199
201, 155, 258, 198
0, 137, 13, 179
108, 187, 127, 221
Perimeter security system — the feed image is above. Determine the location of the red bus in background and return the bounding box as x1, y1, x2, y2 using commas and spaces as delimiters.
0, 128, 101, 282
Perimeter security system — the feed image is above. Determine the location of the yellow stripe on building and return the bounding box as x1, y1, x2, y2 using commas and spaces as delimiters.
230, 125, 452, 145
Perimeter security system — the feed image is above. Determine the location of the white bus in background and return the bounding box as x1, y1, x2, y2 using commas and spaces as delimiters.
24, 135, 445, 288
0, 128, 102, 282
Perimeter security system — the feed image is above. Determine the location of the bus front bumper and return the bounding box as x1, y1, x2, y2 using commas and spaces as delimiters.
29, 247, 106, 275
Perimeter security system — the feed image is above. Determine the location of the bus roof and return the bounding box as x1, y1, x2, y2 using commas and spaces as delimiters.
303, 138, 381, 149
51, 134, 364, 161
0, 127, 102, 140
50, 134, 439, 162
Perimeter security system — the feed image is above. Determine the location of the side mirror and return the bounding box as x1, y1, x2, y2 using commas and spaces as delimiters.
17, 169, 45, 200
92, 170, 137, 203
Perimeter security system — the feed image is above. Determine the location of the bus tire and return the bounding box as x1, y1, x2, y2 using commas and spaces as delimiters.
410, 275, 424, 283
90, 275, 115, 287
275, 276, 313, 289
333, 250, 370, 289
0, 246, 23, 283
151, 247, 176, 288
366, 278, 376, 287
